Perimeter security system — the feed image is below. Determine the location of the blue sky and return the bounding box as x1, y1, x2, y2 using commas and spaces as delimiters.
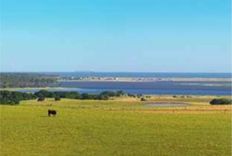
0, 0, 231, 72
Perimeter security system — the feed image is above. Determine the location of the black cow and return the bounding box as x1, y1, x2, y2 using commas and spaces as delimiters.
48, 109, 57, 117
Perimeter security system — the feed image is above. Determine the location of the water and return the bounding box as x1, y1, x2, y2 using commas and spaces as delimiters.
16, 72, 232, 95
58, 81, 231, 95
50, 72, 231, 78
17, 80, 231, 96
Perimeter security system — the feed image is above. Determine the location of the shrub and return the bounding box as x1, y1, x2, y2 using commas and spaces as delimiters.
100, 91, 116, 97
54, 96, 61, 101
97, 94, 109, 100
65, 92, 80, 99
81, 93, 90, 99
37, 96, 45, 102
81, 93, 96, 100
35, 90, 54, 98
210, 98, 232, 105
0, 91, 35, 105
141, 97, 146, 101
128, 94, 136, 98
116, 90, 125, 97
1, 90, 135, 104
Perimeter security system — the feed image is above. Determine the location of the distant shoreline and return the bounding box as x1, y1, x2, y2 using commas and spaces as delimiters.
59, 77, 232, 82
0, 87, 230, 98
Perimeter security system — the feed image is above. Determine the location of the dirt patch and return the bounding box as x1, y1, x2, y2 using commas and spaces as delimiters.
144, 102, 190, 107
106, 109, 231, 114
135, 108, 231, 114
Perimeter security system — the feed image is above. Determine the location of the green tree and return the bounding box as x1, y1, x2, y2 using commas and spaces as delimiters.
55, 96, 61, 101
37, 96, 45, 102
210, 98, 232, 105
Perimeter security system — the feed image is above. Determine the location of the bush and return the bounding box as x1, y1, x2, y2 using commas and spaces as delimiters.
0, 90, 134, 104
65, 92, 80, 99
141, 97, 146, 101
35, 90, 54, 98
116, 90, 125, 97
54, 96, 61, 101
37, 96, 45, 102
81, 93, 95, 99
0, 91, 35, 105
100, 91, 116, 97
210, 98, 232, 105
128, 93, 136, 97
97, 94, 109, 100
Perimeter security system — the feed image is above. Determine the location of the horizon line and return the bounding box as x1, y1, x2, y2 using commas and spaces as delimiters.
0, 71, 231, 74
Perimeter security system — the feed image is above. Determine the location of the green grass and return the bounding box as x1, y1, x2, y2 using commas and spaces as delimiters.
0, 99, 231, 156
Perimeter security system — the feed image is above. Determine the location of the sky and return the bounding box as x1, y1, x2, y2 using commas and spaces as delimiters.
0, 0, 231, 73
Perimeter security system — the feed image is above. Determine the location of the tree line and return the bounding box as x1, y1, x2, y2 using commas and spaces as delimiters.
34, 90, 126, 100
2, 90, 230, 105
0, 91, 36, 105
0, 90, 127, 105
210, 98, 232, 105
0, 73, 58, 88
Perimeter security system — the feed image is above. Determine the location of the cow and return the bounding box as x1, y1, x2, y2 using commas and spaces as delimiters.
48, 109, 57, 117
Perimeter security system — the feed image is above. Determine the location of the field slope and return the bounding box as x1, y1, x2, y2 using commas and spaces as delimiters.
0, 99, 231, 156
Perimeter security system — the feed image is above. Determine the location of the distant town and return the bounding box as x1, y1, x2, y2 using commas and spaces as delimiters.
60, 76, 231, 82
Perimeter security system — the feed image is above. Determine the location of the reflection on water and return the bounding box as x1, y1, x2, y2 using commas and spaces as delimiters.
16, 81, 231, 96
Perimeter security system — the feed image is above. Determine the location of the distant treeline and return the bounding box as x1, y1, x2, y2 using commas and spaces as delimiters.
2, 90, 231, 105
0, 91, 36, 105
0, 73, 58, 88
0, 90, 129, 105
34, 90, 126, 100
210, 98, 232, 105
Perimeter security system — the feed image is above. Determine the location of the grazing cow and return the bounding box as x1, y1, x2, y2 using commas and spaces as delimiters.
48, 109, 57, 117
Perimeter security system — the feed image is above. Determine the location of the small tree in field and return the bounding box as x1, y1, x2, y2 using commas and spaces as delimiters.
37, 96, 45, 102
140, 97, 146, 101
210, 98, 232, 105
55, 96, 61, 101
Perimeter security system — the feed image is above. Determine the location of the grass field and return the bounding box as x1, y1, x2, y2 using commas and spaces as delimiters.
0, 97, 231, 156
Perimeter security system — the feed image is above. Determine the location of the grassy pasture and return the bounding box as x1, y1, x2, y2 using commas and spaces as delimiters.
0, 98, 231, 156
